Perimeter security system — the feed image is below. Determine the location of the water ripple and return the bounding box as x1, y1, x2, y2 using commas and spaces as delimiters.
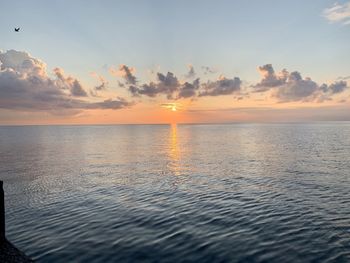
1, 123, 350, 262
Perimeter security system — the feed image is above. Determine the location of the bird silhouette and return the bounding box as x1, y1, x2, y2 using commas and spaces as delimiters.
14, 27, 20, 32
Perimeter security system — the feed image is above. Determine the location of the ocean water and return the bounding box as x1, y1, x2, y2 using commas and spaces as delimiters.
1, 123, 350, 262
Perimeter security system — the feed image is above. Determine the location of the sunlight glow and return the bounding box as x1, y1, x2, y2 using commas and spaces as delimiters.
168, 123, 181, 175
161, 103, 181, 112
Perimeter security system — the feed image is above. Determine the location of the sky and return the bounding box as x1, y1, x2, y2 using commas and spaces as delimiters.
0, 0, 349, 124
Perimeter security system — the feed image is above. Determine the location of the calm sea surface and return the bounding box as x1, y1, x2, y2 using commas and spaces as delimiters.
0, 123, 350, 262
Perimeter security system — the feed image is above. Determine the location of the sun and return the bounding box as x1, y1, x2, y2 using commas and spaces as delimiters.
161, 103, 181, 112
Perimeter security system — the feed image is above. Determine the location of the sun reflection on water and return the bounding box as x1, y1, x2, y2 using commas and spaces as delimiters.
168, 123, 181, 175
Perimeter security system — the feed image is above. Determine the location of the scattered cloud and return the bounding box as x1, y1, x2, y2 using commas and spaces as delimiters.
91, 72, 108, 91
202, 66, 217, 74
321, 80, 348, 94
127, 71, 180, 99
0, 50, 133, 114
85, 97, 133, 110
324, 1, 350, 25
254, 64, 349, 102
156, 72, 181, 98
178, 79, 200, 99
130, 83, 158, 98
254, 64, 288, 92
118, 64, 242, 100
124, 71, 201, 100
185, 64, 196, 79
118, 63, 348, 103
54, 67, 87, 97
110, 64, 137, 85
274, 72, 319, 102
0, 50, 348, 119
199, 76, 241, 97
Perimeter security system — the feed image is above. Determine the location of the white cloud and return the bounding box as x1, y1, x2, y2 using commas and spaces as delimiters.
323, 1, 350, 25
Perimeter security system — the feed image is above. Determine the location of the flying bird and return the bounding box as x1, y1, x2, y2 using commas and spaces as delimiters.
14, 27, 20, 32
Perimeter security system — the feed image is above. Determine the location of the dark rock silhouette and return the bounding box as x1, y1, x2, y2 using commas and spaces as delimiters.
0, 181, 33, 262
0, 181, 4, 243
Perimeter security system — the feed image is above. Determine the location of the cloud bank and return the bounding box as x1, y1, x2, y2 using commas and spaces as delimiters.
115, 65, 242, 100
0, 50, 133, 114
199, 76, 241, 97
253, 64, 349, 102
115, 63, 348, 103
0, 49, 348, 120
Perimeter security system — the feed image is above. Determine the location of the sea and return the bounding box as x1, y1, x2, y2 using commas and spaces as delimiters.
0, 123, 349, 262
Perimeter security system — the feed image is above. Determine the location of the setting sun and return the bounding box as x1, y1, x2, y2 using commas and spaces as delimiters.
161, 103, 180, 112
1, 1, 350, 262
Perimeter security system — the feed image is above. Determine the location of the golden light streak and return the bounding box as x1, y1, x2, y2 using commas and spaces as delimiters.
168, 123, 181, 175
161, 102, 182, 112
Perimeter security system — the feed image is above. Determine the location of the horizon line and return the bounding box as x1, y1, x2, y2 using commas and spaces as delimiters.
1, 120, 350, 127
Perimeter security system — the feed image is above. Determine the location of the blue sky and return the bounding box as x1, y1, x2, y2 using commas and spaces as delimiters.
1, 0, 349, 82
0, 0, 349, 124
